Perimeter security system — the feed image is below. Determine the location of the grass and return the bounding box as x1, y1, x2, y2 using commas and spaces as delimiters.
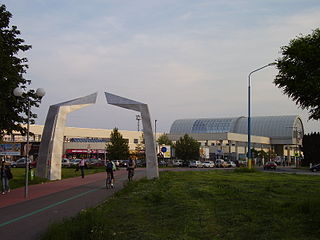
9, 167, 106, 189
41, 170, 320, 240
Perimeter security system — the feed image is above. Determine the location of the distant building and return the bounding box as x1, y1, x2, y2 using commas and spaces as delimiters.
168, 115, 303, 164
2, 125, 144, 160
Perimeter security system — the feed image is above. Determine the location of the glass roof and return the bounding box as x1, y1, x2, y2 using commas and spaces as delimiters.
170, 116, 304, 139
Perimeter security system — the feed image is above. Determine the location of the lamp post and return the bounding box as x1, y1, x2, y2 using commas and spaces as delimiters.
136, 114, 141, 132
248, 63, 275, 169
154, 119, 157, 153
13, 87, 45, 198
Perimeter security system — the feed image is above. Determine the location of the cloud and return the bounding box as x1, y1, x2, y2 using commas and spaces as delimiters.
4, 0, 320, 133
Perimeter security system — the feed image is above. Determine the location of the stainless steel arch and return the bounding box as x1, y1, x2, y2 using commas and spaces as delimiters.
105, 92, 159, 179
37, 93, 98, 180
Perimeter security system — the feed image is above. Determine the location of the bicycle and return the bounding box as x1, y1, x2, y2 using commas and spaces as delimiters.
106, 171, 113, 189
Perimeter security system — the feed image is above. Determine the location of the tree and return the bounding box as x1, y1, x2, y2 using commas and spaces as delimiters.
274, 28, 320, 120
302, 132, 320, 166
175, 134, 200, 162
106, 128, 129, 160
157, 133, 173, 146
133, 133, 145, 161
0, 4, 40, 138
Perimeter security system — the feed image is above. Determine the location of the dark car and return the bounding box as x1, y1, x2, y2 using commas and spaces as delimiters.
310, 163, 320, 172
263, 161, 277, 170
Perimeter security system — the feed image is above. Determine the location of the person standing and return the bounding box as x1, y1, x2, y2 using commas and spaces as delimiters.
1, 159, 12, 194
79, 158, 86, 178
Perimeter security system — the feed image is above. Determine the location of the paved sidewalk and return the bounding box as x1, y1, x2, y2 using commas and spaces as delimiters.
0, 168, 146, 240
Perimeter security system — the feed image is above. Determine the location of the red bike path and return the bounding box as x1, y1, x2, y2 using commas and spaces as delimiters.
0, 168, 146, 240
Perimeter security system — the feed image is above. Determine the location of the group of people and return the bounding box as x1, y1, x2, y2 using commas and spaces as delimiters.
75, 157, 136, 188
1, 157, 136, 194
1, 159, 12, 194
105, 159, 136, 188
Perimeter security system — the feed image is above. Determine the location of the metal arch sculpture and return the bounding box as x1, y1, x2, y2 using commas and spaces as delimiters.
37, 93, 98, 180
105, 92, 159, 179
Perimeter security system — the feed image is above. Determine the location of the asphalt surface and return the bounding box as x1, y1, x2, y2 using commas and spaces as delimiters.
0, 168, 146, 240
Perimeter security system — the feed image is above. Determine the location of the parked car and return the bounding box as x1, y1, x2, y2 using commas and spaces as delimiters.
215, 159, 227, 168
118, 160, 129, 168
70, 159, 81, 166
136, 159, 146, 167
189, 160, 202, 168
90, 159, 105, 167
202, 161, 215, 168
310, 163, 320, 172
11, 158, 36, 168
158, 160, 168, 167
226, 161, 236, 168
263, 161, 277, 170
62, 158, 72, 167
172, 160, 183, 167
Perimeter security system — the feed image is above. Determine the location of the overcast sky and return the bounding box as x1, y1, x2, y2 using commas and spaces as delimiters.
3, 0, 320, 134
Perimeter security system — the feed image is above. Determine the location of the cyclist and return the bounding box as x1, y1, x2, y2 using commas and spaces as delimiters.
127, 159, 136, 181
105, 159, 115, 188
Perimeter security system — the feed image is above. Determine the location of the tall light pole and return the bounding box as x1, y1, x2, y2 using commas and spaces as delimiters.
154, 119, 157, 153
136, 114, 141, 132
13, 87, 45, 198
248, 62, 275, 168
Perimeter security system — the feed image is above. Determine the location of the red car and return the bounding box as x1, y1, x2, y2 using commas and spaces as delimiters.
263, 161, 277, 170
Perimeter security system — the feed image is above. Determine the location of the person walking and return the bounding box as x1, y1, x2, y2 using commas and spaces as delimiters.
127, 159, 136, 181
105, 159, 116, 188
1, 159, 12, 194
79, 158, 86, 178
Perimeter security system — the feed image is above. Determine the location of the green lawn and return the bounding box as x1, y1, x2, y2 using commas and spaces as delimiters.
9, 167, 106, 189
41, 170, 320, 240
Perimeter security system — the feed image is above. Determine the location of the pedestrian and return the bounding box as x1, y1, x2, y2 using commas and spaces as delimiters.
105, 159, 116, 188
1, 159, 13, 194
79, 158, 86, 178
127, 159, 136, 181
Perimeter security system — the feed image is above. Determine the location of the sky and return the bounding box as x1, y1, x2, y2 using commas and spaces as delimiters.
3, 0, 320, 134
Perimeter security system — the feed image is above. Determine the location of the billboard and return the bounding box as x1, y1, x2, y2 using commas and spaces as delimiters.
0, 143, 21, 156
200, 147, 210, 159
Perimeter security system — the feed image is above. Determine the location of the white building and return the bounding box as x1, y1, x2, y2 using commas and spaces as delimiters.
168, 115, 303, 164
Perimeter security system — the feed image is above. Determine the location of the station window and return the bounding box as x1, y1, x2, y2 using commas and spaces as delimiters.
134, 139, 139, 144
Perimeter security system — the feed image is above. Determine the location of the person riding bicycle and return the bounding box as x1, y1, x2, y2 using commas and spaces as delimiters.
105, 159, 116, 188
127, 159, 136, 181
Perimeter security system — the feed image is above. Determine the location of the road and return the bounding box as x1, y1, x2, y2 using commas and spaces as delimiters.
258, 166, 320, 175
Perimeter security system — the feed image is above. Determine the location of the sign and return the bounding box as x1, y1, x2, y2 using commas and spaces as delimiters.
0, 143, 21, 156
66, 149, 106, 154
160, 145, 171, 158
161, 146, 167, 153
200, 147, 209, 159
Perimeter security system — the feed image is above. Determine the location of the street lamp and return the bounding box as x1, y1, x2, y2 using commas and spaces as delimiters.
13, 87, 45, 198
154, 119, 157, 153
136, 114, 141, 132
248, 63, 275, 168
